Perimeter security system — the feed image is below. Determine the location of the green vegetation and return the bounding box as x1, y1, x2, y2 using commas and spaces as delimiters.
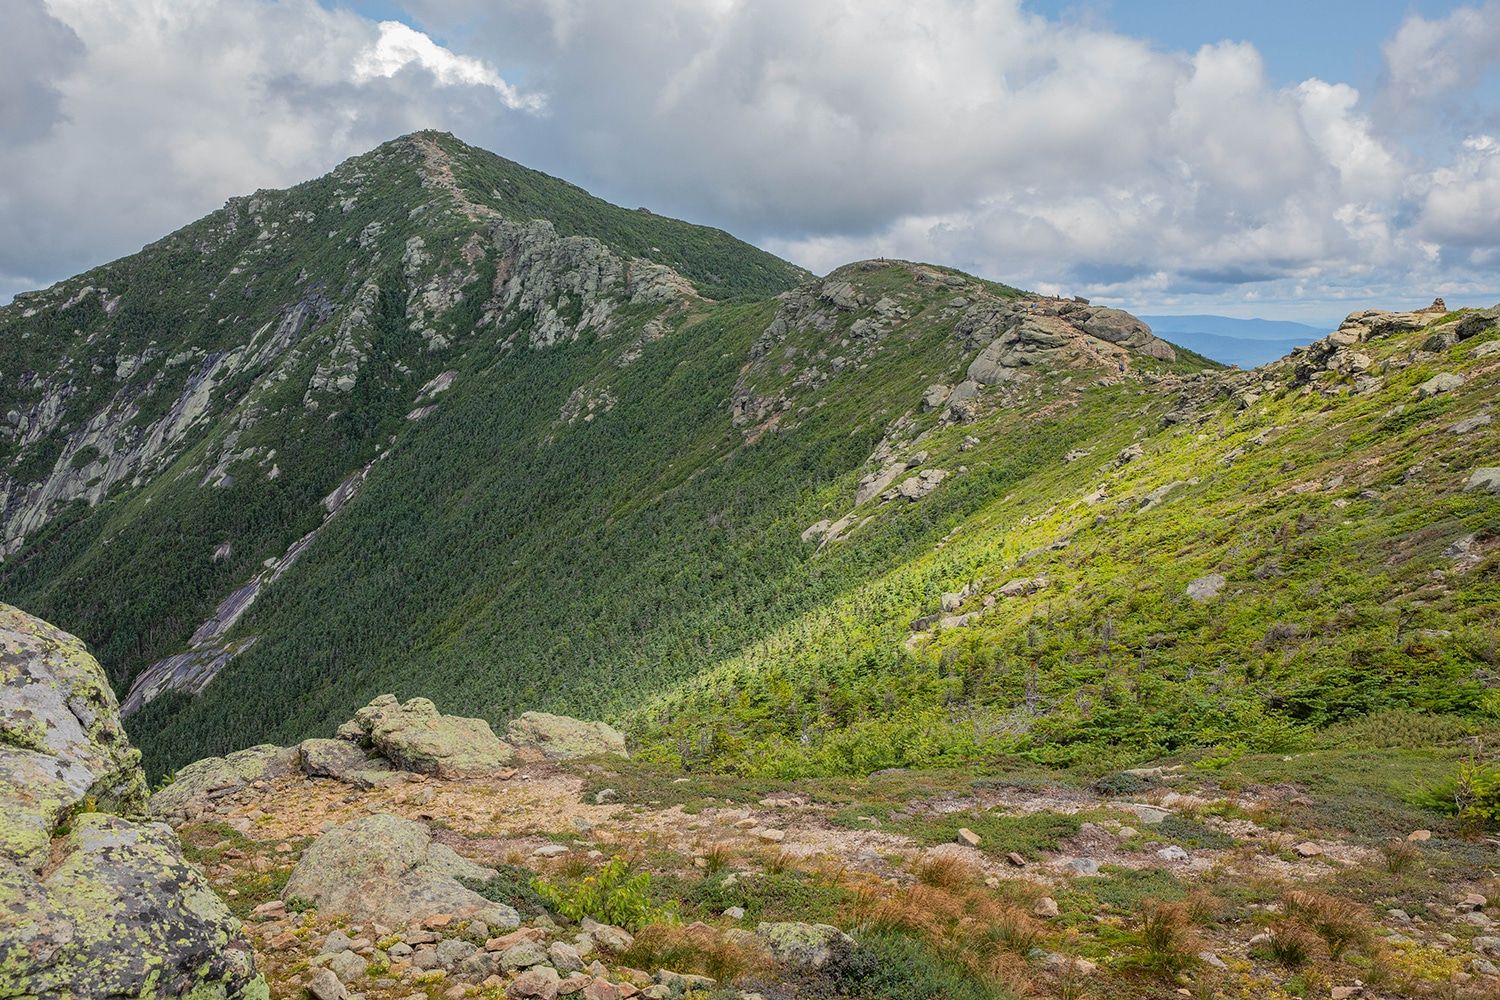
533, 855, 674, 930
0, 129, 1496, 794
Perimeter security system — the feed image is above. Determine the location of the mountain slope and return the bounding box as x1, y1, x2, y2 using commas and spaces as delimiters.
1, 133, 1496, 784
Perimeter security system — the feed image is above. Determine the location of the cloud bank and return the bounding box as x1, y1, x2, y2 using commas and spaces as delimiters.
2, 0, 1498, 321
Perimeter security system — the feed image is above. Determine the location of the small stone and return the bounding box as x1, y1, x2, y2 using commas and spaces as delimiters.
1186, 573, 1226, 603
508, 965, 562, 1000
1408, 830, 1432, 842
723, 906, 746, 920
1005, 851, 1027, 867
1416, 372, 1464, 397
1330, 987, 1363, 999
956, 827, 981, 847
322, 929, 355, 954
308, 968, 348, 1000
1199, 951, 1227, 970
534, 844, 570, 858
549, 941, 584, 974
594, 788, 619, 804
1032, 897, 1059, 918
1465, 468, 1500, 494
1294, 842, 1324, 857
328, 949, 368, 983
751, 827, 786, 843
1061, 858, 1099, 877
1157, 845, 1189, 863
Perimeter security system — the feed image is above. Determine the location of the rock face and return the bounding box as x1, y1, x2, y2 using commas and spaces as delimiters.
0, 604, 147, 862
342, 694, 515, 776
506, 711, 628, 759
282, 812, 519, 929
0, 603, 266, 998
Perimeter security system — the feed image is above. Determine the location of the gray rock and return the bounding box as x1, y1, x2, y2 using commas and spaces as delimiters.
1186, 573, 1226, 603
1465, 468, 1500, 494
920, 384, 951, 411
1474, 340, 1500, 359
308, 967, 348, 1000
1416, 372, 1464, 397
548, 940, 584, 973
1451, 413, 1492, 434
507, 711, 628, 759
342, 695, 514, 776
436, 937, 478, 969
299, 737, 394, 787
581, 918, 634, 952
0, 604, 266, 1000
1456, 308, 1499, 340
1476, 936, 1500, 957
1060, 858, 1100, 876
282, 812, 508, 927
150, 742, 298, 820
756, 921, 855, 971
1157, 845, 1189, 863
321, 929, 355, 954
327, 949, 368, 983
499, 940, 550, 970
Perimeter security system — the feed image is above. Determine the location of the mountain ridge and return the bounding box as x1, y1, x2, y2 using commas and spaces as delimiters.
1, 132, 1496, 788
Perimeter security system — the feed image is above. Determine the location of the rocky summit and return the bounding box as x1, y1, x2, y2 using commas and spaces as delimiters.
1, 132, 1499, 999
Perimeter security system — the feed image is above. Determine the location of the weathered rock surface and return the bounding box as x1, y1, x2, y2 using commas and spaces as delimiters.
1, 604, 147, 862
756, 921, 855, 971
506, 711, 628, 759
298, 736, 396, 787
282, 812, 519, 929
151, 742, 298, 822
343, 694, 515, 776
0, 604, 265, 998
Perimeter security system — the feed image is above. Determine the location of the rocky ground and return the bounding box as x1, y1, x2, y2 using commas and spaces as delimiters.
157, 695, 1500, 1000
7, 600, 1500, 999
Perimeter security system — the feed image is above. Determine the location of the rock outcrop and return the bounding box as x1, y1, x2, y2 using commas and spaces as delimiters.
506, 711, 628, 759
341, 695, 516, 776
282, 812, 519, 929
0, 603, 265, 998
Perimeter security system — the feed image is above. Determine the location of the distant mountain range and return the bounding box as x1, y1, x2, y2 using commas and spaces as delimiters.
1140, 314, 1332, 367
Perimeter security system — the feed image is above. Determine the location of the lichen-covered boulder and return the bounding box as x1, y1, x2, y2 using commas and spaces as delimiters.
506, 711, 628, 760
0, 603, 147, 863
755, 921, 856, 971
1, 814, 266, 999
150, 742, 298, 821
342, 695, 514, 776
298, 737, 395, 788
0, 603, 266, 998
283, 812, 519, 929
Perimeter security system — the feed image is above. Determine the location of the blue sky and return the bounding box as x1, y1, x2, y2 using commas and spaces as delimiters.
5, 0, 1500, 322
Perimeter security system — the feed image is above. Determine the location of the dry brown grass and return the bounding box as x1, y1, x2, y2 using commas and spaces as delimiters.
618, 923, 768, 983
1283, 888, 1374, 960
1136, 901, 1199, 975
915, 854, 982, 891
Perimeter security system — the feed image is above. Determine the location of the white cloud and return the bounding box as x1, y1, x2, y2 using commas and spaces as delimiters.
2, 0, 1497, 318
0, 0, 540, 302
352, 20, 542, 111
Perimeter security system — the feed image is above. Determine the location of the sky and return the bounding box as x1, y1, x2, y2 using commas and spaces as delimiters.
3, 1, 1499, 323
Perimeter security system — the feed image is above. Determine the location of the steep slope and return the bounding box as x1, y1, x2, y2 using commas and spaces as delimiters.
1, 132, 1495, 790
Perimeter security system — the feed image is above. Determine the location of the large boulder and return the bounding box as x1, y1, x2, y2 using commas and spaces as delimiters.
151, 742, 298, 822
298, 737, 395, 788
756, 921, 856, 971
0, 603, 266, 999
0, 604, 147, 862
506, 711, 628, 759
282, 812, 519, 929
343, 695, 514, 776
